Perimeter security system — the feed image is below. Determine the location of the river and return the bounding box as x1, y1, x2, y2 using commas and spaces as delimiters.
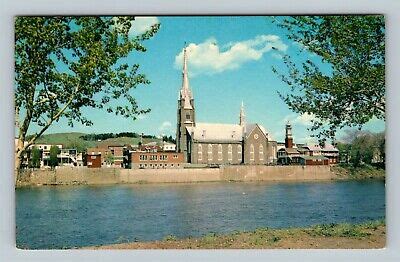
16, 180, 385, 249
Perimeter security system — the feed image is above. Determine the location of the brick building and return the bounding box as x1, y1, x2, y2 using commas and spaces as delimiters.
130, 152, 184, 169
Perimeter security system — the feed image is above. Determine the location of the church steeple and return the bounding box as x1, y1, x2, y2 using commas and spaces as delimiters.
180, 47, 193, 109
176, 45, 195, 160
239, 101, 246, 126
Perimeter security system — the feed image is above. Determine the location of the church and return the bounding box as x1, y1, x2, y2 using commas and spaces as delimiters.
176, 47, 278, 165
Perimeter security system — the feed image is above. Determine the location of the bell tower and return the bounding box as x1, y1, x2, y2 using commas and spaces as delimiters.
176, 47, 195, 161
285, 121, 293, 148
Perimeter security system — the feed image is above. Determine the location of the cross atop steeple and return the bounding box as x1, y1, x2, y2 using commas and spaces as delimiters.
180, 46, 193, 109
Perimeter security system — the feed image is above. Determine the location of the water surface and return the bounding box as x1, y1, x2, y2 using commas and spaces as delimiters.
16, 180, 385, 249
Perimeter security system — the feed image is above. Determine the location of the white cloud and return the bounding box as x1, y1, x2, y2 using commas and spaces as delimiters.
112, 17, 159, 36
174, 35, 288, 76
130, 17, 159, 35
271, 53, 283, 60
159, 121, 172, 132
294, 113, 317, 126
282, 113, 317, 126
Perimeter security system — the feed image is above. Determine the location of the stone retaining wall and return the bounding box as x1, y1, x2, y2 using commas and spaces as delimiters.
16, 165, 335, 187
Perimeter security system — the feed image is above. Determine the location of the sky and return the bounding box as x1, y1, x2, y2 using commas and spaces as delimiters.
28, 16, 385, 143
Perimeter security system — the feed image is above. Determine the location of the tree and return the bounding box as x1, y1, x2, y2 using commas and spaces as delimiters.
105, 153, 115, 166
273, 15, 385, 142
28, 146, 41, 169
49, 145, 60, 169
15, 16, 160, 172
346, 130, 385, 167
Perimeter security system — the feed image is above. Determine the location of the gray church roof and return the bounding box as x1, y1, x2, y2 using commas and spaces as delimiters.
186, 123, 242, 142
186, 122, 273, 143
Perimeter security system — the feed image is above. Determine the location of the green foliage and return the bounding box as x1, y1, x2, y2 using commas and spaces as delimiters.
80, 132, 152, 141
340, 130, 385, 167
305, 221, 385, 238
104, 153, 115, 165
28, 146, 41, 168
162, 135, 176, 144
273, 15, 385, 142
163, 235, 177, 241
15, 16, 160, 169
49, 145, 60, 168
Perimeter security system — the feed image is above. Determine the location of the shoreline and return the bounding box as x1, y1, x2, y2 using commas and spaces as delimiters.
85, 220, 385, 249
15, 176, 385, 189
15, 165, 385, 188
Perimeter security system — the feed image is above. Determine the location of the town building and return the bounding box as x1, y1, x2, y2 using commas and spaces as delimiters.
139, 142, 162, 153
299, 155, 329, 166
86, 151, 102, 168
302, 144, 339, 164
277, 122, 338, 165
130, 152, 184, 169
277, 122, 302, 165
175, 47, 277, 166
86, 143, 125, 168
162, 141, 176, 152
26, 143, 79, 167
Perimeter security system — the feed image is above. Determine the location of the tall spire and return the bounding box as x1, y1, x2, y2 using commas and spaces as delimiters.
180, 46, 193, 109
239, 101, 246, 126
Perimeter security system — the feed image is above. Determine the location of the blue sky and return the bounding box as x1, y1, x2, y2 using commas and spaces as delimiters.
30, 16, 385, 143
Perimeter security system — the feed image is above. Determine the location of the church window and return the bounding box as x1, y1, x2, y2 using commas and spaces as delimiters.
250, 144, 254, 161
259, 144, 264, 161
238, 145, 242, 161
186, 114, 191, 120
198, 144, 203, 161
208, 144, 213, 161
218, 144, 223, 161
228, 144, 232, 161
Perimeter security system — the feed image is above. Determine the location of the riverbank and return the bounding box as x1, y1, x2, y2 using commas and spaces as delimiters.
89, 220, 385, 249
332, 165, 385, 180
15, 164, 385, 187
15, 165, 334, 187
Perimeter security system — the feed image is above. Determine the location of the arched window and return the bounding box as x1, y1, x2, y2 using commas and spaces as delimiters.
198, 144, 202, 161
218, 144, 223, 161
238, 144, 242, 161
259, 144, 264, 161
228, 144, 232, 161
250, 144, 254, 161
208, 144, 213, 161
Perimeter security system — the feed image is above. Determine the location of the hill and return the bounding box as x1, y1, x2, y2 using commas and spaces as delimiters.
30, 132, 163, 152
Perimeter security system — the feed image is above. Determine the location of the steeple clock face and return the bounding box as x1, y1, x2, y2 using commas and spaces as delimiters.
254, 134, 259, 140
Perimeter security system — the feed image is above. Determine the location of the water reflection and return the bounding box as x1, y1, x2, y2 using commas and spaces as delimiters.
16, 180, 385, 249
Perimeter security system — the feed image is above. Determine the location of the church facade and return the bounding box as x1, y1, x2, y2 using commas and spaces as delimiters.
176, 47, 277, 165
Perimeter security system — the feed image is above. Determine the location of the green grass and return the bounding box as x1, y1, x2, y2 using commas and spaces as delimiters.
332, 164, 385, 180
158, 220, 385, 248
28, 132, 162, 152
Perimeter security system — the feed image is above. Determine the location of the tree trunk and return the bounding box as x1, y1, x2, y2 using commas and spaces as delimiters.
15, 137, 26, 182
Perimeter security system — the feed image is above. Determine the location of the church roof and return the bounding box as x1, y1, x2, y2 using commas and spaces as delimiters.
245, 123, 274, 141
186, 123, 243, 143
304, 143, 339, 152
186, 122, 274, 142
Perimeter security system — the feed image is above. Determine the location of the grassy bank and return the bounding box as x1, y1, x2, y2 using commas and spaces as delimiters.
90, 220, 385, 249
332, 164, 385, 180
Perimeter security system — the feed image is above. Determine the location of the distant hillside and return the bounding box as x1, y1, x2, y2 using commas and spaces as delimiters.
30, 132, 162, 152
